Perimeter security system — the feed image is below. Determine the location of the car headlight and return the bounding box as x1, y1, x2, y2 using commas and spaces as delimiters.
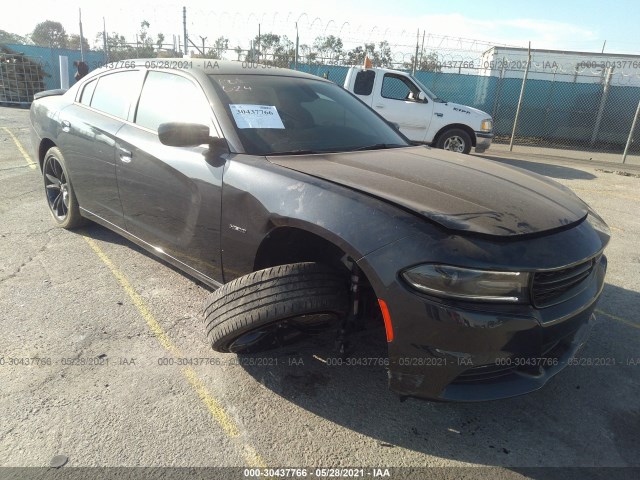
401, 264, 529, 303
586, 211, 611, 236
480, 119, 493, 132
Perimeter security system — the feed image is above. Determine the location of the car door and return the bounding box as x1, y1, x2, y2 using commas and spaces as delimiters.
372, 73, 433, 142
58, 70, 144, 228
115, 70, 225, 283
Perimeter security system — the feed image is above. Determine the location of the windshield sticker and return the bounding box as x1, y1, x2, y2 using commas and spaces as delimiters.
229, 104, 285, 129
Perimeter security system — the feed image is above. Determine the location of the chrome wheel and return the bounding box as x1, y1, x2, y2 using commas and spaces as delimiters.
44, 155, 69, 221
442, 135, 466, 153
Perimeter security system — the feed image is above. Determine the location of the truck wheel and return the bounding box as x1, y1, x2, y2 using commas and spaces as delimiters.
43, 147, 86, 229
436, 129, 472, 154
203, 263, 349, 353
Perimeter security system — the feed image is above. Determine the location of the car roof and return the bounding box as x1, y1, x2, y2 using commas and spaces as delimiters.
96, 58, 328, 82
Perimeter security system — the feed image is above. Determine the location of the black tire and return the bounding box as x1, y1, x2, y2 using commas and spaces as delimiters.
42, 147, 85, 229
204, 262, 349, 353
436, 128, 472, 154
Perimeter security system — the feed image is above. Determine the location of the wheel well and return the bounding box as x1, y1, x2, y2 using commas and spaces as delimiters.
254, 227, 349, 274
253, 227, 386, 353
38, 138, 56, 170
253, 228, 379, 313
432, 124, 476, 147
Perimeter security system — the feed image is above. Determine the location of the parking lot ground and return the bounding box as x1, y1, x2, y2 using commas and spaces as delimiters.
490, 142, 640, 168
1, 105, 639, 480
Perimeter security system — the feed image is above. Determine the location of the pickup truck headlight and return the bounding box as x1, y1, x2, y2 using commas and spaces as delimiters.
480, 119, 493, 132
402, 264, 529, 303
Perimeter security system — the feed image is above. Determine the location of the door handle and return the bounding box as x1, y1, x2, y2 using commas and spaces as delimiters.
374, 105, 384, 109
61, 120, 70, 133
118, 147, 132, 163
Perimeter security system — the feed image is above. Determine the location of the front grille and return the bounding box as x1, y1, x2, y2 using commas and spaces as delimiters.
532, 256, 598, 308
452, 363, 516, 384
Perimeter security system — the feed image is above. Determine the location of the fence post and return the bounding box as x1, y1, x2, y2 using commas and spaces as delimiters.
294, 23, 299, 71
103, 18, 108, 64
622, 99, 640, 164
509, 44, 531, 152
491, 57, 506, 119
590, 66, 614, 147
59, 56, 69, 89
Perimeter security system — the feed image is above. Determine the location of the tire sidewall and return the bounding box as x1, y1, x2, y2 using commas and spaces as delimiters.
43, 147, 83, 229
437, 129, 472, 154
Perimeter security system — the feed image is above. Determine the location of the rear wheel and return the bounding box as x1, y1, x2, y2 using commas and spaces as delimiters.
436, 128, 472, 154
203, 262, 349, 353
42, 147, 85, 229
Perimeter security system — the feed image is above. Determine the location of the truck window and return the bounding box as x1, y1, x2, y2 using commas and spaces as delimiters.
354, 70, 375, 95
381, 74, 421, 102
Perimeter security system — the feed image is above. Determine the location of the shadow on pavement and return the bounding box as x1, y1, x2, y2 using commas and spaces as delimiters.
75, 221, 639, 478
476, 154, 597, 181
238, 282, 639, 478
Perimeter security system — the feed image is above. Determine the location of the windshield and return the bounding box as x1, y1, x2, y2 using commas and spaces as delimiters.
410, 75, 445, 103
209, 74, 409, 155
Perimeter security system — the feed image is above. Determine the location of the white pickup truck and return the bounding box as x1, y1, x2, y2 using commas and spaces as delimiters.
343, 66, 493, 154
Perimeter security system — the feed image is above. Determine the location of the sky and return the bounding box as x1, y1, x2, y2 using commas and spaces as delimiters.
1, 0, 639, 56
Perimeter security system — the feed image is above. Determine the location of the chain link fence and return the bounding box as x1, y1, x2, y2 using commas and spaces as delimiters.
2, 41, 639, 162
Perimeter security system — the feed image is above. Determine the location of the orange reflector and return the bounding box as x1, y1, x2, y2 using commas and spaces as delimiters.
378, 299, 394, 342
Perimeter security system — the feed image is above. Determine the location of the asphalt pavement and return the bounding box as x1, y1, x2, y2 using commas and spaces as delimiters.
1, 105, 639, 480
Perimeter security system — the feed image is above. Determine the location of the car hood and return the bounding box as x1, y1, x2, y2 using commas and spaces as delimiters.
267, 146, 588, 237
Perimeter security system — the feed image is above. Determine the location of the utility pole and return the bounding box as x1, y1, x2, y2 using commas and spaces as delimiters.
78, 8, 85, 61
419, 31, 425, 69
294, 22, 299, 70
412, 29, 420, 75
199, 36, 207, 56
183, 6, 188, 56
509, 41, 532, 151
102, 17, 108, 63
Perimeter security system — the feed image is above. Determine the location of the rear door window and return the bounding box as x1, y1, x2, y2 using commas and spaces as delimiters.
353, 70, 375, 96
79, 79, 97, 106
90, 71, 142, 119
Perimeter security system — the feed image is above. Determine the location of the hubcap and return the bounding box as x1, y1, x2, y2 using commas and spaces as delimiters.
442, 136, 466, 153
44, 156, 69, 220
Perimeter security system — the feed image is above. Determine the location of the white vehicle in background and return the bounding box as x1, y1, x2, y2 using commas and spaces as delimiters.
343, 66, 494, 154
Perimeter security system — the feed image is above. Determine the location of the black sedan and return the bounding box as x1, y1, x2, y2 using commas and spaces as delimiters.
30, 59, 609, 401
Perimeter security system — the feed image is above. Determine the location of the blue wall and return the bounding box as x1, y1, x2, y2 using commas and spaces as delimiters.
4, 44, 106, 91
5, 44, 638, 148
294, 63, 640, 147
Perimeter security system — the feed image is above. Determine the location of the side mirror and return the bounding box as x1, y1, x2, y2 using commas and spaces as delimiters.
158, 122, 212, 147
417, 91, 427, 102
388, 121, 401, 131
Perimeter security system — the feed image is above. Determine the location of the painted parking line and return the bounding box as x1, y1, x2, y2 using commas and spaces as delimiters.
596, 308, 640, 330
2, 127, 37, 169
83, 236, 268, 469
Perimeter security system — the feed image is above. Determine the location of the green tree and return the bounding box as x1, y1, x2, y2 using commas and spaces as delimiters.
68, 34, 90, 52
31, 20, 68, 48
299, 44, 318, 65
312, 35, 343, 64
403, 52, 442, 72
234, 45, 244, 61
0, 29, 29, 44
249, 32, 294, 67
346, 42, 393, 68
206, 36, 229, 60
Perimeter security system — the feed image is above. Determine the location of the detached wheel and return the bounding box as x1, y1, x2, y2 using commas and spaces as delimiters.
204, 263, 349, 353
436, 128, 472, 154
43, 147, 85, 229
